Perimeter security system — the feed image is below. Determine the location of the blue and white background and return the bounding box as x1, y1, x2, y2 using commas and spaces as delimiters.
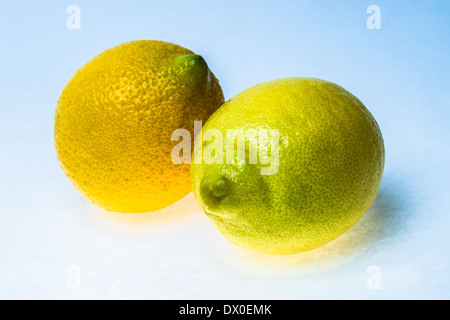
0, 1, 449, 299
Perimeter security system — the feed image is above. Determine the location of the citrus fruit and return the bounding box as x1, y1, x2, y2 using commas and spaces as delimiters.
55, 40, 224, 213
190, 78, 384, 255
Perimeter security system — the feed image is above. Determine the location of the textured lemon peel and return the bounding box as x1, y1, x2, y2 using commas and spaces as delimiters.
55, 40, 224, 213
191, 78, 384, 255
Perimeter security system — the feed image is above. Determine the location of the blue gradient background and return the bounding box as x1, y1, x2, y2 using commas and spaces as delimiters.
0, 1, 449, 299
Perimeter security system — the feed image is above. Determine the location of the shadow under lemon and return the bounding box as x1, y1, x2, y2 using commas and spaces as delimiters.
215, 178, 406, 276
88, 192, 201, 230
85, 174, 407, 274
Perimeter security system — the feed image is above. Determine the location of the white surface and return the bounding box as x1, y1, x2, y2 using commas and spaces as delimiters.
0, 1, 449, 299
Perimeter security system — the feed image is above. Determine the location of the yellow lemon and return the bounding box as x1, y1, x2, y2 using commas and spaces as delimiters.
55, 40, 224, 213
190, 78, 384, 254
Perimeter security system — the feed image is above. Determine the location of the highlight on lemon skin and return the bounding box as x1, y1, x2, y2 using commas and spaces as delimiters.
190, 78, 385, 255
54, 40, 224, 213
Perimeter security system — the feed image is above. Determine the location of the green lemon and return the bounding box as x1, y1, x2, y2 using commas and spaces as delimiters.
190, 78, 384, 255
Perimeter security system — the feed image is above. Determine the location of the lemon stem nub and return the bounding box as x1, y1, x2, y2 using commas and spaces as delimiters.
212, 178, 229, 198
172, 54, 210, 85
200, 175, 231, 204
